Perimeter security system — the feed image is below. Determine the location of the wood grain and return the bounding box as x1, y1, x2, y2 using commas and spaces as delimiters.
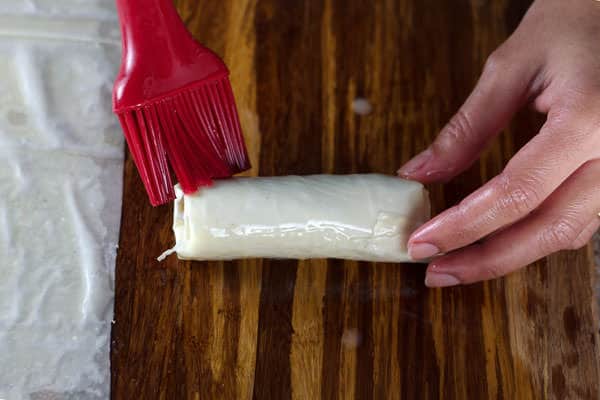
111, 1, 600, 399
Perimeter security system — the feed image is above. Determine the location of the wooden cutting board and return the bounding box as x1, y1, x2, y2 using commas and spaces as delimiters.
111, 0, 600, 398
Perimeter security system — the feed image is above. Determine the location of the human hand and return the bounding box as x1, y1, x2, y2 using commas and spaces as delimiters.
398, 0, 600, 287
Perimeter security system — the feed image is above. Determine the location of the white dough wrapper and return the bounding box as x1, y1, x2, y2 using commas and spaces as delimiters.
166, 174, 430, 262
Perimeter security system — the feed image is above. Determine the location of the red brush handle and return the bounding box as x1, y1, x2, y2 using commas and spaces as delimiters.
113, 0, 228, 111
116, 0, 190, 55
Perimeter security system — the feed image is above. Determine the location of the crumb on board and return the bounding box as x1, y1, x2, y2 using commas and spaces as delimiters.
351, 98, 373, 115
341, 328, 362, 349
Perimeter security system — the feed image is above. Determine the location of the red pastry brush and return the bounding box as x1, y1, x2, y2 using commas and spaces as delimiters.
113, 0, 250, 206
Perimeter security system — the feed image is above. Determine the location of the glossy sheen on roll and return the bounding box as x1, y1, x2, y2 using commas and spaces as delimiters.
166, 174, 430, 262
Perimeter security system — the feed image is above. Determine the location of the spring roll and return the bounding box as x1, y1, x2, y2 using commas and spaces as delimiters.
162, 174, 430, 262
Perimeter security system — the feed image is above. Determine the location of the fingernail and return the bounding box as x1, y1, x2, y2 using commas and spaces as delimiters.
397, 148, 432, 178
408, 242, 440, 260
425, 272, 460, 288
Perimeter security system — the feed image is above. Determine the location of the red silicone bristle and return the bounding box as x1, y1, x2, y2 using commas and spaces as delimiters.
207, 79, 250, 173
161, 95, 232, 192
119, 111, 174, 206
220, 79, 250, 171
117, 76, 251, 206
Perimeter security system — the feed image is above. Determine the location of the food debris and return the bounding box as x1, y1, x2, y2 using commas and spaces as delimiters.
351, 98, 373, 115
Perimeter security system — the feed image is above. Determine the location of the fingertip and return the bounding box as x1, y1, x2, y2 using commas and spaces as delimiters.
397, 148, 433, 178
398, 158, 462, 184
424, 167, 458, 183
396, 169, 416, 180
424, 271, 461, 288
408, 242, 440, 260
408, 213, 445, 245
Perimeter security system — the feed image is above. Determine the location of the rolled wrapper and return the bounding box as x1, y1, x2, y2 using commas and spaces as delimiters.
164, 174, 430, 262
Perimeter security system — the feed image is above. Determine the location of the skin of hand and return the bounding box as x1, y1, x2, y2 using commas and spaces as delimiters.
398, 0, 600, 288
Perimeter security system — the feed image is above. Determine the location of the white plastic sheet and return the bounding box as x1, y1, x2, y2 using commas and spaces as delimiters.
0, 2, 122, 398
